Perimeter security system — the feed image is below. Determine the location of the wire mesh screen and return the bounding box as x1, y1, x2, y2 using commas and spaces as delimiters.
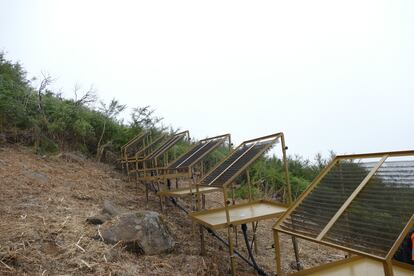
200, 141, 273, 187
136, 135, 166, 158
167, 143, 205, 169
323, 159, 414, 257
126, 142, 142, 157
199, 146, 250, 186
175, 139, 224, 169
146, 134, 185, 160
279, 159, 377, 238
124, 133, 148, 157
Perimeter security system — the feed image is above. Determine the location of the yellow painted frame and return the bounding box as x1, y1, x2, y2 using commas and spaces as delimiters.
273, 149, 414, 276
188, 132, 292, 276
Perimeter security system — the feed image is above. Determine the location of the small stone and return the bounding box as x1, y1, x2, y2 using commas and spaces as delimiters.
290, 260, 304, 270
86, 214, 111, 225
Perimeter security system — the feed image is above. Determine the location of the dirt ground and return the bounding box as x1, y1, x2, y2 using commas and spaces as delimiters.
0, 145, 345, 275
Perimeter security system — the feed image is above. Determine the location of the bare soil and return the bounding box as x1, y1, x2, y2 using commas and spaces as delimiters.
0, 145, 345, 275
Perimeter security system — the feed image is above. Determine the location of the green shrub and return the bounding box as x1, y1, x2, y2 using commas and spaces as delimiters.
234, 185, 263, 200
0, 51, 330, 199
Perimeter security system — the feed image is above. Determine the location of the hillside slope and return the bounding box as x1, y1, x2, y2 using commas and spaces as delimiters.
0, 145, 245, 275
0, 145, 342, 275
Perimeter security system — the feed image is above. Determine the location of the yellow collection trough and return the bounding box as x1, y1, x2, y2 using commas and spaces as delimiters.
288, 256, 414, 276
189, 199, 288, 229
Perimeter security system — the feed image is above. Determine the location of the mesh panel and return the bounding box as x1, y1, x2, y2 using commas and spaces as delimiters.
146, 134, 185, 159
200, 141, 273, 187
125, 133, 148, 157
167, 143, 205, 169
176, 140, 223, 168
126, 142, 143, 157
323, 160, 414, 257
137, 135, 166, 158
200, 146, 250, 186
279, 160, 377, 238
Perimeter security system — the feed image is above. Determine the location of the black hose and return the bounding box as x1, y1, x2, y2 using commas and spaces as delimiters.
241, 224, 268, 276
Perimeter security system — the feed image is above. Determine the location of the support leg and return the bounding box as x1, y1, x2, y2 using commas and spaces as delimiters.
383, 260, 394, 276
252, 221, 258, 255
145, 182, 149, 202
273, 230, 283, 276
292, 236, 301, 271
159, 195, 164, 212
234, 225, 238, 248
227, 227, 236, 276
200, 225, 206, 256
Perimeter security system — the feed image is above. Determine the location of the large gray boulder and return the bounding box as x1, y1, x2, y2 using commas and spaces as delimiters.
100, 211, 175, 255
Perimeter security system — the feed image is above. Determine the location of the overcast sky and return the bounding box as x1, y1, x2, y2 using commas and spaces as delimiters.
1, 0, 413, 159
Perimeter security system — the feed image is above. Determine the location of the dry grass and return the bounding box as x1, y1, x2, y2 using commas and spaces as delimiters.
0, 145, 344, 275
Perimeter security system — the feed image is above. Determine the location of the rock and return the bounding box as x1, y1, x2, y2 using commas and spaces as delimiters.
100, 211, 175, 255
0, 133, 6, 144
86, 200, 126, 225
72, 192, 93, 201
25, 171, 49, 184
103, 200, 125, 216
86, 213, 112, 225
57, 152, 86, 164
290, 260, 304, 270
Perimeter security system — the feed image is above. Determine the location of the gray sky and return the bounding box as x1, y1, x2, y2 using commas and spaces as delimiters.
1, 0, 413, 159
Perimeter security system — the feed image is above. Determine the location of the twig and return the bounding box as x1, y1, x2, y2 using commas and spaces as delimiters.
57, 216, 70, 232
80, 259, 92, 269
76, 234, 84, 245
0, 260, 13, 271
110, 241, 121, 249
103, 254, 107, 263
39, 216, 46, 226
97, 226, 104, 242
63, 215, 70, 224
202, 257, 206, 269
75, 243, 86, 252
41, 269, 47, 275
75, 234, 85, 252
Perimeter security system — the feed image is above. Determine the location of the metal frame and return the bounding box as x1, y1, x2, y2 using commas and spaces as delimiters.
156, 133, 232, 211
188, 132, 292, 276
135, 130, 190, 180
273, 150, 414, 276
133, 130, 190, 202
119, 131, 151, 179
161, 133, 231, 180
125, 134, 167, 177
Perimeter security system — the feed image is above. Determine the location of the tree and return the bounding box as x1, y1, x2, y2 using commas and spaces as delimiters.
96, 98, 126, 161
130, 106, 163, 130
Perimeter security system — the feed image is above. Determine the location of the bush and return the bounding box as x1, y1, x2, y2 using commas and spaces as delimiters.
0, 52, 160, 159
0, 51, 331, 199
